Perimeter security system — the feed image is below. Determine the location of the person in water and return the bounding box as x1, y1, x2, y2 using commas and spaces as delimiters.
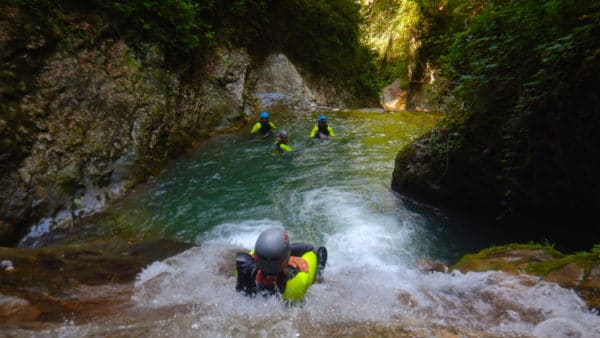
250, 111, 276, 137
235, 227, 328, 298
274, 130, 292, 153
310, 115, 335, 140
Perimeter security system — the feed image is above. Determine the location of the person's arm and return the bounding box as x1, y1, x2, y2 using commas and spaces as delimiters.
288, 256, 308, 272
250, 122, 261, 134
328, 126, 335, 137
279, 143, 292, 152
310, 126, 318, 138
235, 252, 257, 295
290, 243, 314, 256
270, 122, 277, 129
288, 243, 314, 272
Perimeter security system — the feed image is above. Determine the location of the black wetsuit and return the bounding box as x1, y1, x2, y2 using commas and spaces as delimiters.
235, 243, 315, 296
317, 125, 330, 137
259, 121, 274, 134
310, 123, 334, 139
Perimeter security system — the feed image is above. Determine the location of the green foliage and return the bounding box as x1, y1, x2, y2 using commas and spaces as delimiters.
4, 0, 379, 99
420, 0, 600, 219
210, 0, 269, 47
101, 0, 378, 96
89, 0, 213, 63
362, 0, 420, 85
417, 0, 498, 65
265, 0, 379, 98
361, 0, 503, 101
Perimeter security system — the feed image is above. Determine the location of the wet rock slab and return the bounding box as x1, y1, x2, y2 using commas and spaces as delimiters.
452, 244, 600, 310
0, 239, 195, 324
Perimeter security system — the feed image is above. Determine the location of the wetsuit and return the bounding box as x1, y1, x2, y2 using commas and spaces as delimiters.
274, 141, 292, 153
310, 124, 335, 139
235, 243, 315, 296
251, 121, 276, 135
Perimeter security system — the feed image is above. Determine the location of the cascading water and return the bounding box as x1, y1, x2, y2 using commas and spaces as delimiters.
12, 110, 600, 337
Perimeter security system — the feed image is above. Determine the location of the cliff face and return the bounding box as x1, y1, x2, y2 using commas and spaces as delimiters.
390, 1, 600, 252
0, 8, 347, 245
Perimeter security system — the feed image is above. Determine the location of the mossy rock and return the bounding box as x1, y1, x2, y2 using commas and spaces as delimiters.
452, 243, 600, 309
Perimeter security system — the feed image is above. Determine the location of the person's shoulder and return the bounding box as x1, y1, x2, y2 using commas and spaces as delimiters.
236, 252, 253, 265
290, 243, 314, 253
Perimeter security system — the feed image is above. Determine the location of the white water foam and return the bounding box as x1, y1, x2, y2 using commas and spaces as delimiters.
129, 225, 600, 337
126, 186, 600, 336
198, 219, 285, 249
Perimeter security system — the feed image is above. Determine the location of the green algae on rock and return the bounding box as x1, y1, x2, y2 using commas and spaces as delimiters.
452, 243, 600, 309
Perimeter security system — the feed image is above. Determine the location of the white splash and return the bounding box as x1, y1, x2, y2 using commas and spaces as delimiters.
129, 237, 600, 337
124, 185, 600, 336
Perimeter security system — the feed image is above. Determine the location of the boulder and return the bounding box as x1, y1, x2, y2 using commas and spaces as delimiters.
380, 79, 406, 111
254, 53, 317, 111
452, 244, 600, 309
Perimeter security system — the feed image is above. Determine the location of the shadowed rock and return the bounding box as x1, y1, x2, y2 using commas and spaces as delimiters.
0, 239, 195, 323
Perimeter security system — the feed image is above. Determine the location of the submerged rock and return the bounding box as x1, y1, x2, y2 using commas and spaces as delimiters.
0, 294, 41, 323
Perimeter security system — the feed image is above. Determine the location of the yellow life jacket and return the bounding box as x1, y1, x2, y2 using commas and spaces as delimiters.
282, 250, 317, 302
247, 250, 317, 302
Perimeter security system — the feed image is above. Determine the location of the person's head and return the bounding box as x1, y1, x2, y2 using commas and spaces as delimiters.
254, 228, 290, 275
318, 115, 327, 124
278, 130, 289, 143
260, 111, 269, 122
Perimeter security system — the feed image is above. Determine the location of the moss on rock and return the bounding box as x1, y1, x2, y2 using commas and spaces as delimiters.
452, 243, 600, 309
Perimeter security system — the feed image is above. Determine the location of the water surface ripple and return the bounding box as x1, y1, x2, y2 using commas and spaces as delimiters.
13, 110, 600, 337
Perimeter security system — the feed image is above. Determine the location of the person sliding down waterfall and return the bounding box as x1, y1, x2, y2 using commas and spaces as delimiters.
235, 228, 328, 302
309, 115, 335, 140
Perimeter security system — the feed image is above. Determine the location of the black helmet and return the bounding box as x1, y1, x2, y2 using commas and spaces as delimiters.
278, 130, 288, 139
254, 228, 290, 274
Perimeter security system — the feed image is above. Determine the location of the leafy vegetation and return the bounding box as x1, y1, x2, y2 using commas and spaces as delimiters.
360, 0, 419, 87
395, 0, 600, 228
1, 0, 382, 175
3, 0, 378, 98
263, 0, 380, 100
5, 0, 599, 240
360, 0, 500, 107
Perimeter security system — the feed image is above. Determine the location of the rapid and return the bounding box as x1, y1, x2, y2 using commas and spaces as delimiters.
11, 110, 600, 337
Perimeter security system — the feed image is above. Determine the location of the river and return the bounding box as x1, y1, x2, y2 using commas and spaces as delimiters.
11, 109, 600, 337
